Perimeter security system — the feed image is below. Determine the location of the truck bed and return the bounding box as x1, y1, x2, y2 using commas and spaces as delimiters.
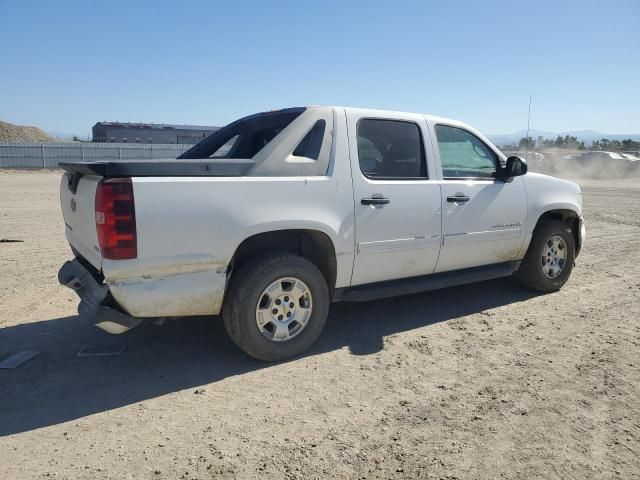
58, 158, 255, 177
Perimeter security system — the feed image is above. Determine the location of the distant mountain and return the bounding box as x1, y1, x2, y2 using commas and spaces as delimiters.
488, 130, 640, 146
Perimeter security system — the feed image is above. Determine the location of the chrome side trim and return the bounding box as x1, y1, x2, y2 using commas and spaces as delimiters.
357, 235, 441, 254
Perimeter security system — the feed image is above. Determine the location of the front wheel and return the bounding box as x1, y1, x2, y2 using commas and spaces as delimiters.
516, 219, 576, 292
222, 252, 329, 361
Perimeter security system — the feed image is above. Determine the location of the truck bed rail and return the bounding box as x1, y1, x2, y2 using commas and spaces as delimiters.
58, 158, 255, 177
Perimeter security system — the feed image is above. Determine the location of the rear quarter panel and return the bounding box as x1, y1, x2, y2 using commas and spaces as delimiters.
129, 175, 355, 273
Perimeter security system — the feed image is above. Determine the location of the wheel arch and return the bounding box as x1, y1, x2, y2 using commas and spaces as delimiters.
531, 208, 582, 255
228, 229, 338, 295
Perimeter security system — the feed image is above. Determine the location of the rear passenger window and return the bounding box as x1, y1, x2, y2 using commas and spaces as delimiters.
293, 120, 326, 160
357, 119, 426, 179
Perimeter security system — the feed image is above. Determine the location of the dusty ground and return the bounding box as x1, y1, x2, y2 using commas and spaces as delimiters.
0, 170, 639, 480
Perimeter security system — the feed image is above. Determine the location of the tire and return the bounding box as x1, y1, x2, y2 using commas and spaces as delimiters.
516, 219, 576, 292
222, 252, 329, 361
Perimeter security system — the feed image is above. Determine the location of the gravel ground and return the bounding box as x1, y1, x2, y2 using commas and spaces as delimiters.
0, 171, 639, 480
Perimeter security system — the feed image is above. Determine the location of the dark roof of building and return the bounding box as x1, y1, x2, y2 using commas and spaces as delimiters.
93, 122, 219, 131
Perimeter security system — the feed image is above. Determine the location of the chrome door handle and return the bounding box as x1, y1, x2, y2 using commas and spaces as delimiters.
447, 194, 470, 203
361, 196, 390, 206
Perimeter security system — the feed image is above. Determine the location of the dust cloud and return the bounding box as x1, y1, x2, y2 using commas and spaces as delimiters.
504, 149, 640, 180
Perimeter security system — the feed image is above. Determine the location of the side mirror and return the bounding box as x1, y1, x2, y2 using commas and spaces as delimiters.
502, 156, 528, 178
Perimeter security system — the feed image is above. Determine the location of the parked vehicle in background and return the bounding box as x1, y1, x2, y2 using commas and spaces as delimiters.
57, 107, 585, 361
578, 150, 640, 176
580, 151, 627, 161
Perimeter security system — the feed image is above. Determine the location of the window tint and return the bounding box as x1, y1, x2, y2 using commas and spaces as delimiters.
357, 119, 426, 178
180, 108, 305, 159
435, 125, 498, 178
292, 120, 325, 160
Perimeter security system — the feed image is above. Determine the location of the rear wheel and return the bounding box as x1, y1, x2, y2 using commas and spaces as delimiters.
223, 252, 329, 361
516, 220, 575, 292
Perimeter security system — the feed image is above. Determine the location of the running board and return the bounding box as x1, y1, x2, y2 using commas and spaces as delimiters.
333, 261, 520, 303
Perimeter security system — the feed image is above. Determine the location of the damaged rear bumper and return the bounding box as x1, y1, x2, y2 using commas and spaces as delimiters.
58, 259, 143, 334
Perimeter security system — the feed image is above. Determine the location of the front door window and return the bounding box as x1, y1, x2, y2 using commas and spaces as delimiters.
435, 125, 498, 179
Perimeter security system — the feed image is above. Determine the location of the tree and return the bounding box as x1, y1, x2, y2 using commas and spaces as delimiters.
554, 135, 564, 147
589, 138, 639, 152
518, 136, 535, 150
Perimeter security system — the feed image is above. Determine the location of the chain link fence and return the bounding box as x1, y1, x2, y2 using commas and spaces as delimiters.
0, 142, 192, 168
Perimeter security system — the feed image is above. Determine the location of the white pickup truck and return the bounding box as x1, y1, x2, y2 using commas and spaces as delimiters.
58, 106, 585, 360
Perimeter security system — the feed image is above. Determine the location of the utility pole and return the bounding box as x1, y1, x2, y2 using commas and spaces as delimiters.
525, 95, 532, 160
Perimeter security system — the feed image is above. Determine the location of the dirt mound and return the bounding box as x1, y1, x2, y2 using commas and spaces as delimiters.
0, 120, 53, 142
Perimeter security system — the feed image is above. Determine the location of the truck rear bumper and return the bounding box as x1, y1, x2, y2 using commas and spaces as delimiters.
58, 259, 143, 334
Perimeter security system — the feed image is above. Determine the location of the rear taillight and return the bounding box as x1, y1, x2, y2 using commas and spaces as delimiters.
95, 178, 137, 259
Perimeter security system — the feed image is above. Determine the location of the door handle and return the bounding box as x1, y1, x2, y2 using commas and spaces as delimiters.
447, 194, 470, 203
361, 196, 390, 206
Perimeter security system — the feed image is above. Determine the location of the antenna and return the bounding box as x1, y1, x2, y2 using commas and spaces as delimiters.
525, 95, 532, 160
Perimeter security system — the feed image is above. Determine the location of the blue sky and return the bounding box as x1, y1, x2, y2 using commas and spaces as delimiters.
1, 0, 638, 137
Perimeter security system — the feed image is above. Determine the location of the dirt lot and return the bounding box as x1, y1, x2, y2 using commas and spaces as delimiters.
1, 171, 639, 480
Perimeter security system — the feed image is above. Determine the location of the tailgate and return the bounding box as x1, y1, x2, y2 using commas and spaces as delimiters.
60, 173, 103, 269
